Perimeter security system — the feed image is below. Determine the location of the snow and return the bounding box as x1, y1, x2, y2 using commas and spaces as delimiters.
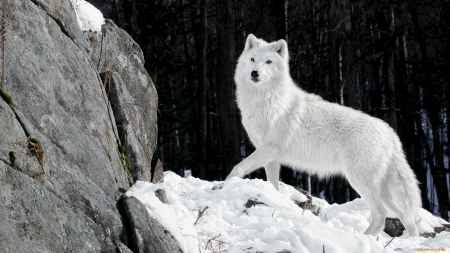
126, 172, 450, 253
69, 0, 104, 32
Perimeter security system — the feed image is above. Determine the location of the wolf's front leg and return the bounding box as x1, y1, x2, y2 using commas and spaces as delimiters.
265, 161, 280, 190
225, 145, 278, 180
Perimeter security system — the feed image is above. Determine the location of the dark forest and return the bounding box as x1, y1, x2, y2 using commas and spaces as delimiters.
91, 0, 450, 221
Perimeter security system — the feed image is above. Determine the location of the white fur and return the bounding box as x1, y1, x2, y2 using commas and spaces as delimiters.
226, 34, 422, 237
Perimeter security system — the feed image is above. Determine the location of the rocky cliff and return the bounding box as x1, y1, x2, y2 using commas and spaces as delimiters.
0, 0, 175, 252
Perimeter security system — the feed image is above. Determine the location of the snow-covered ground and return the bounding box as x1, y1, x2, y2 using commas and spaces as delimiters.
126, 172, 450, 253
69, 0, 105, 32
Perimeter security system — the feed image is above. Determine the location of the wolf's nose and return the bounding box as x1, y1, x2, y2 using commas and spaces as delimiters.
251, 71, 259, 78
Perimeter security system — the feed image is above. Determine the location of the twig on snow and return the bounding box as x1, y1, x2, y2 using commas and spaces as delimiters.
194, 206, 209, 226
384, 237, 395, 248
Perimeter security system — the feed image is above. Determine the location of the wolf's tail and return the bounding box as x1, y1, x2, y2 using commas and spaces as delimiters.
389, 153, 421, 206
382, 146, 421, 236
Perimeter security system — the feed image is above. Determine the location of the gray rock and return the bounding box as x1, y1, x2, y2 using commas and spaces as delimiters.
434, 224, 450, 233
121, 196, 183, 253
155, 189, 169, 204
116, 241, 135, 253
245, 199, 267, 208
0, 161, 104, 252
421, 232, 437, 238
28, 0, 89, 50
293, 187, 320, 215
384, 217, 405, 237
293, 199, 321, 216
0, 0, 160, 252
384, 218, 449, 237
212, 182, 225, 190
151, 157, 165, 184
0, 94, 39, 177
420, 223, 450, 238
84, 20, 158, 183
151, 157, 168, 203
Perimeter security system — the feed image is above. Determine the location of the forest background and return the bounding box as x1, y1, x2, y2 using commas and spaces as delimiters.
90, 0, 450, 221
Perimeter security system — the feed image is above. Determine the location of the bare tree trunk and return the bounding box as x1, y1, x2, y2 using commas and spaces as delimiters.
426, 91, 449, 221
387, 54, 397, 130
387, 6, 398, 131
197, 0, 208, 179
250, 0, 270, 39
182, 0, 194, 100
180, 0, 196, 177
168, 78, 181, 172
273, 0, 287, 40
216, 0, 241, 177
342, 0, 360, 110
427, 111, 449, 221
328, 0, 339, 102
410, 112, 431, 210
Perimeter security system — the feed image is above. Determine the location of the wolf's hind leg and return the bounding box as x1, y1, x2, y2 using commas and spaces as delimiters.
348, 176, 387, 236
361, 193, 387, 236
265, 161, 280, 190
400, 213, 419, 237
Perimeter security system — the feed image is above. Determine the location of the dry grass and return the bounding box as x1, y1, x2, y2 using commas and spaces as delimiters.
103, 71, 113, 95
24, 138, 44, 167
199, 232, 228, 253
97, 33, 105, 71
185, 205, 229, 252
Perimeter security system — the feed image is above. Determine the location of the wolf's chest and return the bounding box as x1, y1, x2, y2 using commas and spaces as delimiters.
241, 116, 267, 146
242, 114, 267, 131
237, 88, 295, 143
241, 107, 282, 144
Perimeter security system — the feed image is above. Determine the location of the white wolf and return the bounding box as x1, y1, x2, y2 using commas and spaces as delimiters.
225, 34, 421, 237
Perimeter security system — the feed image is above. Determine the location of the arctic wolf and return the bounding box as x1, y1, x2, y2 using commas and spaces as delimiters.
225, 34, 421, 237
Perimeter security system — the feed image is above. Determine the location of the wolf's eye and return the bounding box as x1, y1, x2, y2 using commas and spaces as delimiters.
266, 60, 272, 64
251, 58, 255, 62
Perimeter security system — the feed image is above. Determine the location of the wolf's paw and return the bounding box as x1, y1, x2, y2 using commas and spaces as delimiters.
212, 183, 224, 190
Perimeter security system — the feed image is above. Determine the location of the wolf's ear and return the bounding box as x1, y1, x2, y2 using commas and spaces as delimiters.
273, 39, 288, 61
245, 34, 260, 51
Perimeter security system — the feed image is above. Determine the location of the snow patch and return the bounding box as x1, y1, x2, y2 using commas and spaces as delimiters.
70, 0, 105, 32
127, 172, 450, 253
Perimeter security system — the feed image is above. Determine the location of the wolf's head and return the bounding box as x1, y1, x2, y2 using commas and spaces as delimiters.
235, 34, 289, 86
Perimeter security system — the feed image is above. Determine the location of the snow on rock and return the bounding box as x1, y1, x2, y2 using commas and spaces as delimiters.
126, 172, 450, 253
69, 0, 104, 32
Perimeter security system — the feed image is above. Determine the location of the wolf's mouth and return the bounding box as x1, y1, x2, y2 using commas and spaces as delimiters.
251, 77, 260, 82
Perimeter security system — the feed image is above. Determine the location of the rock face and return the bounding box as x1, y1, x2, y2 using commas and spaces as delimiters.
121, 196, 182, 253
85, 19, 158, 183
0, 0, 170, 252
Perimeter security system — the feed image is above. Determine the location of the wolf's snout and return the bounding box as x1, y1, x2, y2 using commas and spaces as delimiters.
251, 71, 259, 78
